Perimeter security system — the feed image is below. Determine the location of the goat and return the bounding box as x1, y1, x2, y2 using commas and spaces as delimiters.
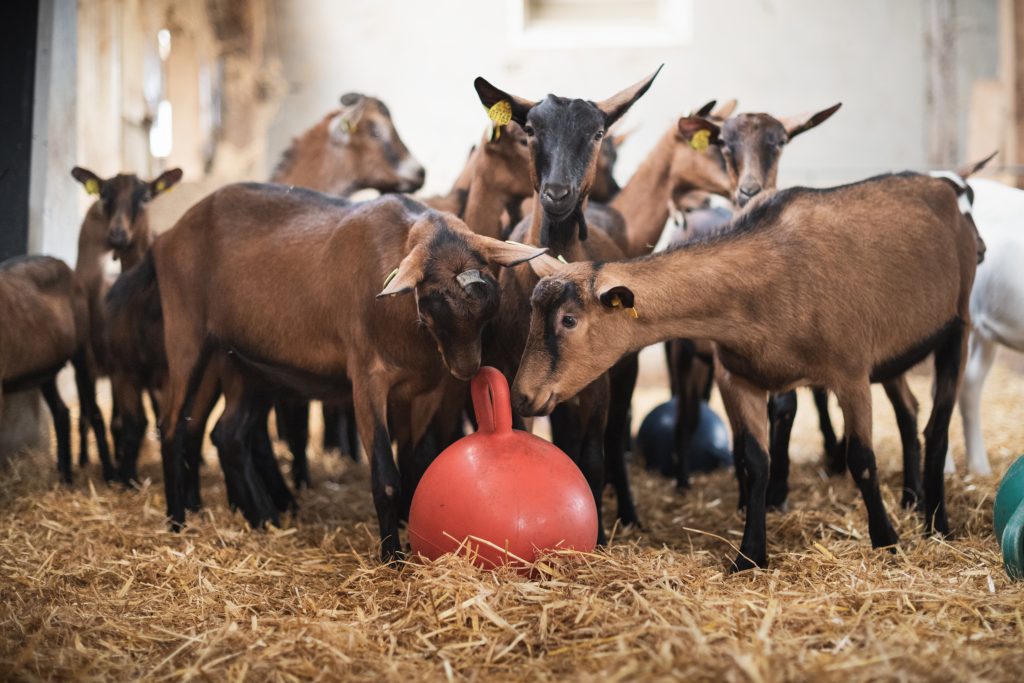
674, 105, 878, 505
0, 256, 104, 483
944, 172, 1021, 476
473, 66, 661, 541
515, 171, 980, 571
271, 92, 425, 195
68, 166, 182, 479
270, 92, 427, 476
70, 166, 182, 483
611, 99, 736, 259
151, 184, 545, 558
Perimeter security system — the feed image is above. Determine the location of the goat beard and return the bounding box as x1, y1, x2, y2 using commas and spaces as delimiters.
573, 202, 588, 241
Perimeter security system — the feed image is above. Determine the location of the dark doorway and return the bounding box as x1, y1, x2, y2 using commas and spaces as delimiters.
0, 1, 39, 261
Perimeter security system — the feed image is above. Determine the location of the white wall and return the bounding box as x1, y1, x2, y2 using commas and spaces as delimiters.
265, 0, 998, 197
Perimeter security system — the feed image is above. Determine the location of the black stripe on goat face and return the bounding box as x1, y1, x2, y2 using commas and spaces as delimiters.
526, 96, 605, 220
414, 227, 500, 381
510, 276, 584, 417
720, 114, 787, 208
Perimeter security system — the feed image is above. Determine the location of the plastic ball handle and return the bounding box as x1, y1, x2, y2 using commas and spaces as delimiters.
471, 367, 513, 435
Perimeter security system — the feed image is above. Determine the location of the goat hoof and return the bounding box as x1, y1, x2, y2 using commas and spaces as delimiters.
900, 488, 923, 511
729, 553, 766, 573
380, 541, 405, 566
870, 525, 900, 550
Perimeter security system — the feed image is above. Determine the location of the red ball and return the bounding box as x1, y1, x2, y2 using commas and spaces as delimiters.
408, 367, 598, 570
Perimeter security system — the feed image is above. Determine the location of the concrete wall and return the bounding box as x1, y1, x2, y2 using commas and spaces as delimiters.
266, 0, 999, 197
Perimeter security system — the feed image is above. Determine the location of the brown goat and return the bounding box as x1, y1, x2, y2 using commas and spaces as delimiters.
70, 166, 182, 483
515, 172, 979, 571
271, 92, 425, 195
151, 185, 544, 556
0, 256, 106, 482
677, 105, 936, 511
69, 166, 182, 476
269, 92, 426, 472
612, 99, 737, 258
473, 67, 661, 540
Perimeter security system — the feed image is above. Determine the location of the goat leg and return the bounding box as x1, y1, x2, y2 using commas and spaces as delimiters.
882, 376, 922, 510
718, 375, 770, 571
250, 399, 297, 514
71, 349, 115, 482
812, 387, 845, 475
835, 382, 899, 550
40, 378, 73, 484
605, 354, 641, 527
922, 322, 967, 537
766, 390, 795, 510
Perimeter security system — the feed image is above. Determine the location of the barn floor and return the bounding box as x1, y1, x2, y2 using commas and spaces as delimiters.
2, 351, 1023, 681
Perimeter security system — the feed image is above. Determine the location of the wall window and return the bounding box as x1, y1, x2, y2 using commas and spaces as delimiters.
509, 0, 693, 48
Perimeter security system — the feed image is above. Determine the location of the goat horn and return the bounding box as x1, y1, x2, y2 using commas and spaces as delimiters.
457, 269, 486, 288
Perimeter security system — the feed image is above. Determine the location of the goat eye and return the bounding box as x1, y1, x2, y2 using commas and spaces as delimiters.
524, 124, 535, 137
594, 130, 605, 141
561, 315, 577, 329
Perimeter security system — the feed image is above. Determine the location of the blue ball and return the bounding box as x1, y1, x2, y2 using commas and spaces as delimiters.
638, 398, 732, 476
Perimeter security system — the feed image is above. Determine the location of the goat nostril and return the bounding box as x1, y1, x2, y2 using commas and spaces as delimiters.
543, 184, 571, 202
739, 184, 761, 198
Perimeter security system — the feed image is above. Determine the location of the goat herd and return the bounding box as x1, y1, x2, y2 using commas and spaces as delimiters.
2, 67, 1021, 573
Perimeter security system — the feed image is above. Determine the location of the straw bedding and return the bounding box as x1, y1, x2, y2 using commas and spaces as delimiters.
1, 353, 1023, 682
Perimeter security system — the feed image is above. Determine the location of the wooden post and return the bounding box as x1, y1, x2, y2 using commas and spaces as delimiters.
925, 0, 959, 168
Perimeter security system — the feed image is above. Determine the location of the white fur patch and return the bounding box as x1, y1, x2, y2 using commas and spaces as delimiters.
929, 170, 972, 214
397, 157, 425, 183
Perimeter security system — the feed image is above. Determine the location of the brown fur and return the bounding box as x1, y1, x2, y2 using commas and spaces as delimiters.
461, 123, 535, 239
516, 173, 979, 570
613, 105, 735, 257
0, 256, 105, 481
677, 104, 841, 208
270, 94, 424, 196
71, 167, 182, 372
152, 184, 544, 551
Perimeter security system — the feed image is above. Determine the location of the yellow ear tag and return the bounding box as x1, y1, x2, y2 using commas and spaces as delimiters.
610, 295, 622, 308
155, 180, 166, 193
488, 100, 512, 126
85, 179, 100, 195
628, 306, 639, 319
383, 268, 399, 288
487, 100, 512, 141
689, 129, 711, 152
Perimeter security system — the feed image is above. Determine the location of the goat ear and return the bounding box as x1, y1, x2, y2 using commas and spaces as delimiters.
958, 151, 997, 179
150, 168, 183, 196
677, 116, 721, 150
528, 253, 568, 278
780, 103, 841, 140
330, 94, 368, 143
71, 167, 103, 195
711, 98, 738, 119
376, 245, 426, 298
694, 100, 717, 117
473, 77, 535, 127
472, 236, 548, 267
595, 64, 663, 127
598, 285, 635, 310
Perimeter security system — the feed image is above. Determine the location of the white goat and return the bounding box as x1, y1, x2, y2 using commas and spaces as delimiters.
945, 177, 1024, 475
